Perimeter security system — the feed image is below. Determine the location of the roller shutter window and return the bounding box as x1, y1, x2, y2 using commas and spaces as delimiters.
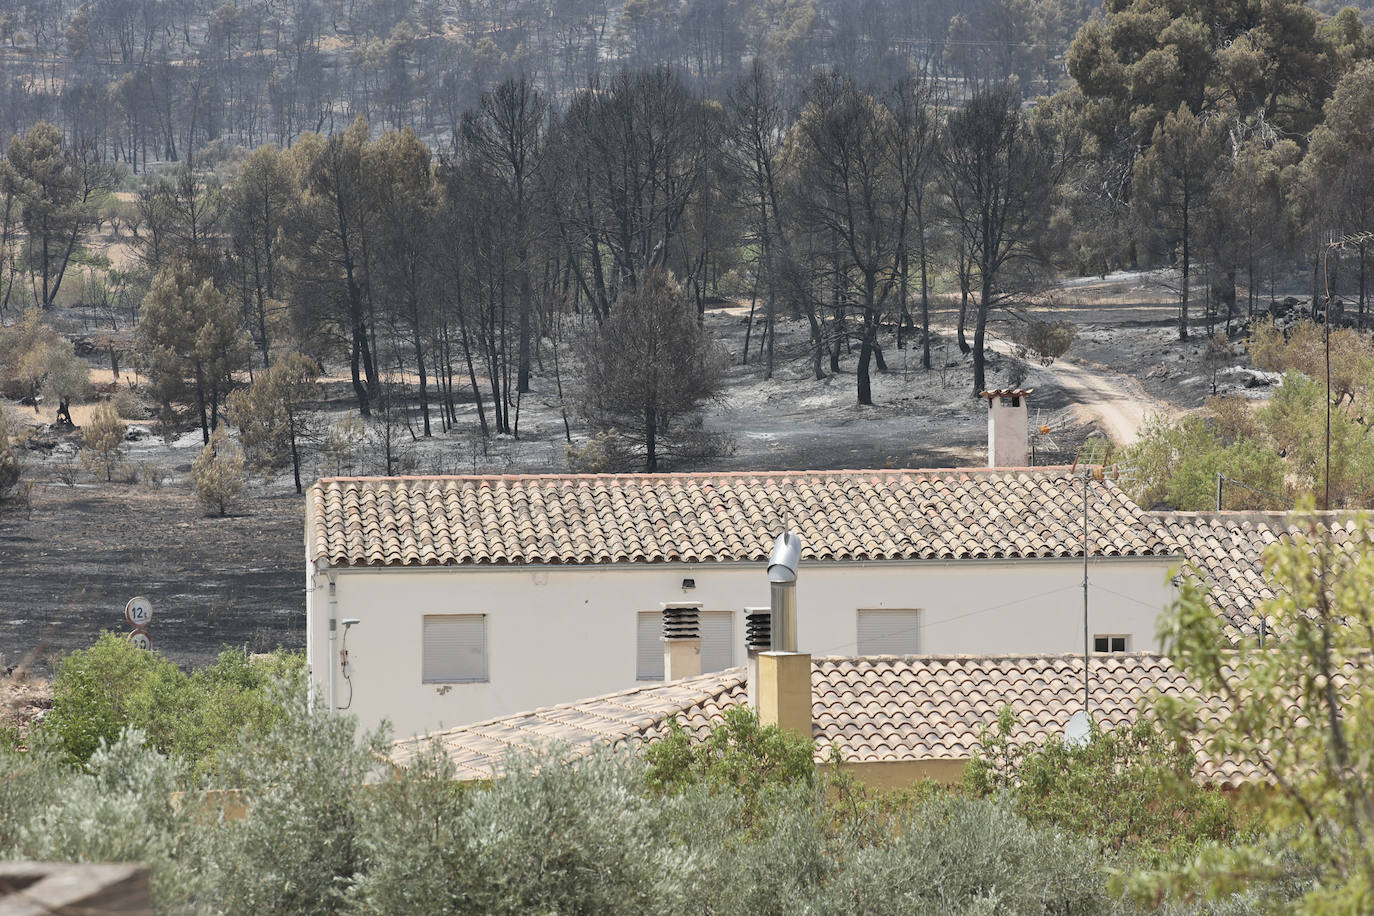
856, 609, 921, 655
700, 610, 734, 673
422, 614, 488, 683
637, 612, 664, 681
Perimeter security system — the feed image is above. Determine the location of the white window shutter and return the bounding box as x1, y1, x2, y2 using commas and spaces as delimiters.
637, 612, 664, 680
423, 615, 487, 683
856, 609, 921, 655
700, 611, 733, 672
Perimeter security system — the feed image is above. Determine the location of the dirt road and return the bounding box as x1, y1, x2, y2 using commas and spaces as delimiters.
1032, 352, 1175, 446
937, 325, 1177, 446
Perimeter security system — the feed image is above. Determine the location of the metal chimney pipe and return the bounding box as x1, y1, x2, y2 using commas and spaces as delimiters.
767, 532, 803, 652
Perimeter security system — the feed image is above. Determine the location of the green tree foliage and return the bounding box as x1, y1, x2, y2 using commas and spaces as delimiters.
646, 706, 815, 815
6, 635, 1313, 913
138, 259, 249, 443
1067, 0, 1337, 150
36, 633, 302, 769
576, 269, 729, 472
1137, 510, 1374, 910
81, 401, 127, 481
190, 427, 246, 516
1117, 375, 1362, 510
1126, 411, 1286, 513
965, 707, 1236, 866
191, 681, 387, 914
5, 122, 119, 310
226, 351, 320, 493
2, 309, 92, 420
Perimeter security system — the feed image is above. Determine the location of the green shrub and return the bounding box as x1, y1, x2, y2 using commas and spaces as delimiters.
818, 795, 1108, 915
191, 427, 246, 515
965, 707, 1237, 866
37, 634, 303, 771
189, 680, 387, 915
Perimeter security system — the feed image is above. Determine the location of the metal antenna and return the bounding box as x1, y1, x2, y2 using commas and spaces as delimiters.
1082, 469, 1090, 713
1071, 443, 1140, 715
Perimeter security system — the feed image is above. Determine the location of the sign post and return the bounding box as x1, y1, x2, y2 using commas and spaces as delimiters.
125, 597, 153, 651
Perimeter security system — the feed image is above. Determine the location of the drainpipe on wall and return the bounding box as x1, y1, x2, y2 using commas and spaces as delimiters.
326, 573, 338, 715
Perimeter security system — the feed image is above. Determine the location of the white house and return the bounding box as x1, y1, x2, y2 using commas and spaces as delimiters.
306, 467, 1182, 739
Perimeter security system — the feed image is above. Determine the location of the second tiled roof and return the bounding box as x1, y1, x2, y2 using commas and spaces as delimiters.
391, 653, 1267, 787
310, 468, 1179, 567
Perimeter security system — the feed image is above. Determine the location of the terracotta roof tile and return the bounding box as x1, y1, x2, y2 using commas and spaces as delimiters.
1154, 511, 1371, 643
310, 469, 1178, 568
393, 654, 1280, 788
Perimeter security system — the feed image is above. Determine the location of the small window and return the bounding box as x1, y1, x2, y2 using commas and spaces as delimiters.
857, 609, 921, 655
1001, 395, 1020, 408
1094, 634, 1129, 654
423, 615, 488, 683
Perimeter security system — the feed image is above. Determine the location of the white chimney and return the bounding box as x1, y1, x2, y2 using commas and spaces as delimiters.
661, 602, 702, 681
981, 388, 1032, 468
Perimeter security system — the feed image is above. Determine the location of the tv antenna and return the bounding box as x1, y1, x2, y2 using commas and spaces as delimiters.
1029, 407, 1073, 464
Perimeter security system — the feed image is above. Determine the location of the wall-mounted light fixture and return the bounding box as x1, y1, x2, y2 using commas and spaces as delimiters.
681, 578, 696, 590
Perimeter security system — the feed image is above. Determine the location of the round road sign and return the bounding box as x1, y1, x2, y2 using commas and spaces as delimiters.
125, 597, 153, 628
128, 629, 152, 651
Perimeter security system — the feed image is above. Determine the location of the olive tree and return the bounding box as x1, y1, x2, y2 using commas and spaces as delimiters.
1139, 508, 1374, 909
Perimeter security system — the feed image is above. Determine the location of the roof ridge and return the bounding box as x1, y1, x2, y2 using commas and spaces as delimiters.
811, 652, 1169, 662
313, 466, 1082, 486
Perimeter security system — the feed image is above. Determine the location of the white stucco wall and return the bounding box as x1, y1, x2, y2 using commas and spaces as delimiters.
307, 557, 1178, 740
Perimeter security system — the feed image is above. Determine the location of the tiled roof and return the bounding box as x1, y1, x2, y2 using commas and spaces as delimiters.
389, 670, 747, 778
391, 654, 1262, 787
309, 469, 1179, 568
1155, 512, 1370, 642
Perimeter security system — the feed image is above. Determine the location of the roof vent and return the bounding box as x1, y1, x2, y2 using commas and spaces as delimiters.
745, 609, 772, 652
661, 603, 702, 641
661, 603, 702, 681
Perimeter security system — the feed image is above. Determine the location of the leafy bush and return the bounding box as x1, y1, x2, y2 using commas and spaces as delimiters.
646, 706, 815, 798
81, 400, 127, 481
37, 633, 303, 770
1012, 318, 1076, 366
965, 707, 1237, 866
111, 385, 146, 420
191, 427, 246, 515
819, 795, 1108, 915
188, 679, 387, 914
1120, 399, 1289, 510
